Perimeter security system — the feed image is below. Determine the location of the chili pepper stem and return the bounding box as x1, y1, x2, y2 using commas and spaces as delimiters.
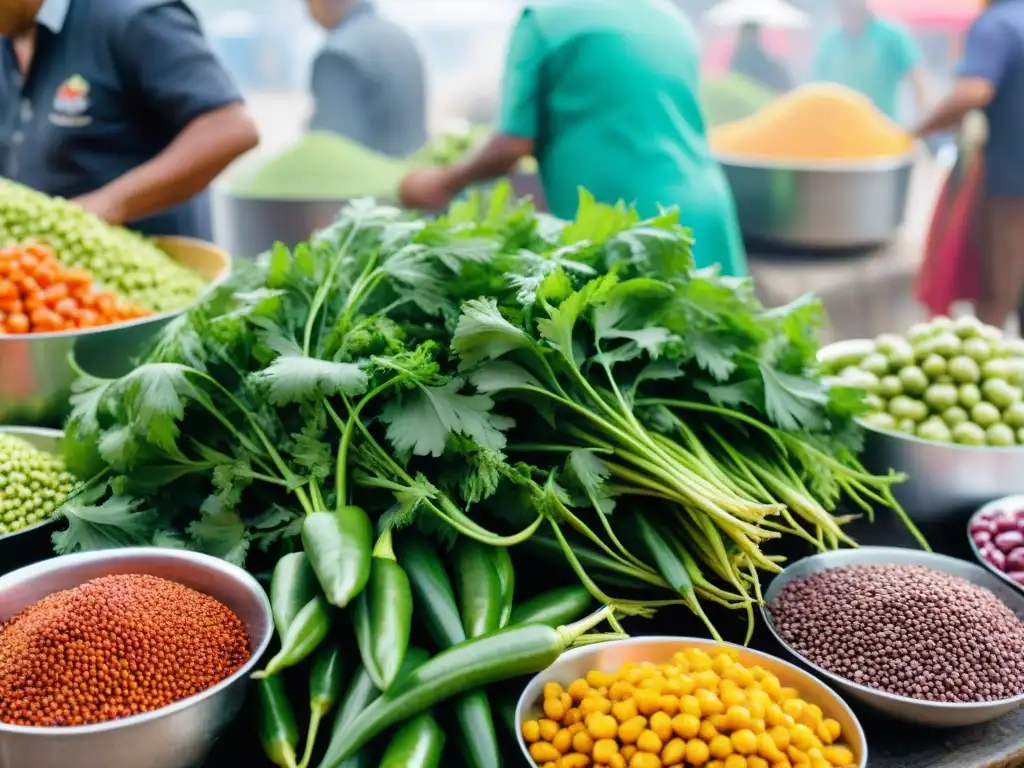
297, 709, 322, 768
556, 605, 616, 649
373, 528, 396, 560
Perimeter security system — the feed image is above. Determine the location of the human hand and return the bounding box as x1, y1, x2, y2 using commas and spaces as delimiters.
399, 167, 459, 212
72, 189, 127, 226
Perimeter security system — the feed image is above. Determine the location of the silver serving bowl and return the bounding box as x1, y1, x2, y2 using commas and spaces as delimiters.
967, 495, 1024, 596
0, 237, 231, 427
0, 547, 272, 768
762, 547, 1024, 727
0, 426, 64, 544
515, 636, 868, 768
717, 153, 914, 249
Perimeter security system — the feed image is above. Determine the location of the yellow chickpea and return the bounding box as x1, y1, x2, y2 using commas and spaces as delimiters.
614, 698, 640, 723
693, 670, 721, 692
773, 758, 793, 768
563, 755, 592, 768
649, 711, 674, 743
530, 742, 562, 763
757, 733, 785, 763
687, 650, 713, 673
822, 746, 856, 766
574, 731, 596, 754
523, 720, 542, 743
661, 738, 687, 765
724, 755, 748, 768
686, 739, 711, 766
769, 726, 791, 752
789, 724, 818, 753
553, 728, 574, 754
707, 762, 726, 768
588, 713, 619, 741
572, 722, 588, 735
799, 705, 823, 731
713, 652, 734, 674
629, 752, 662, 768
622, 746, 638, 762
619, 715, 649, 745
680, 696, 702, 718
746, 693, 769, 720
659, 695, 681, 716
695, 689, 725, 717
565, 709, 583, 727
748, 757, 770, 768
545, 682, 565, 700
710, 714, 729, 731
593, 738, 620, 765
699, 719, 719, 742
544, 698, 566, 721
709, 734, 734, 759
821, 720, 842, 744
809, 758, 830, 768
781, 700, 804, 721
787, 747, 810, 766
540, 719, 561, 741
732, 667, 755, 688
760, 675, 782, 701
777, 688, 800, 703
541, 762, 557, 768
568, 679, 591, 701
589, 671, 617, 689
637, 730, 664, 755
750, 719, 766, 735
636, 689, 663, 716
731, 729, 758, 756
765, 705, 789, 728
720, 682, 746, 709
611, 681, 636, 701
725, 705, 752, 731
609, 756, 627, 768
671, 713, 701, 740
676, 676, 697, 697
562, 692, 575, 711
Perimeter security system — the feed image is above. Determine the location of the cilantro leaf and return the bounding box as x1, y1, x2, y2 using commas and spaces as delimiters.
115, 363, 197, 454
469, 361, 543, 394
380, 378, 513, 457
381, 473, 438, 529
760, 365, 829, 432
287, 432, 333, 482
452, 298, 531, 370
97, 425, 142, 471
52, 483, 158, 554
536, 274, 619, 365
250, 504, 305, 552
187, 508, 250, 566
690, 334, 738, 381
249, 355, 369, 406
565, 449, 616, 515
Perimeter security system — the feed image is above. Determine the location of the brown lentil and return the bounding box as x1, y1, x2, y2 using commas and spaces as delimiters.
0, 574, 251, 727
769, 564, 1024, 703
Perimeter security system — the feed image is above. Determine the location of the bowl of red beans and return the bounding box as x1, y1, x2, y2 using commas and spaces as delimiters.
968, 495, 1024, 593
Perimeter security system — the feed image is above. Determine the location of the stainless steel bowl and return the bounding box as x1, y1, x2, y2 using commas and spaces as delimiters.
717, 153, 914, 249
967, 495, 1024, 595
762, 547, 1024, 727
515, 636, 868, 768
0, 237, 231, 427
0, 426, 64, 545
861, 425, 1024, 522
0, 547, 272, 768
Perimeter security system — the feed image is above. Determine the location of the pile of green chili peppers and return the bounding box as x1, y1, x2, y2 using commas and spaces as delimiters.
253, 523, 623, 768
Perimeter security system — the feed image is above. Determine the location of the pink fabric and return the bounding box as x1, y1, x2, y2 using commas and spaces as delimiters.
916, 154, 985, 318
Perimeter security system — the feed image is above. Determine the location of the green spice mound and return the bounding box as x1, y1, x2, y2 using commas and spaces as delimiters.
701, 73, 778, 128
410, 125, 489, 167
0, 179, 207, 312
0, 433, 76, 537
230, 132, 411, 201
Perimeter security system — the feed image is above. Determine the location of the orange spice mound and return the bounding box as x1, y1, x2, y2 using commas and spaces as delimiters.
710, 83, 915, 161
0, 574, 251, 727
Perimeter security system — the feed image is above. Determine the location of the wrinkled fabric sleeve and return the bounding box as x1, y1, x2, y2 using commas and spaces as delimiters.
498, 9, 547, 139
116, 1, 242, 134
958, 15, 1016, 83
308, 51, 372, 144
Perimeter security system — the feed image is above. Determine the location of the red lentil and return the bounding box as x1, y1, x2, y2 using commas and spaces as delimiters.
0, 574, 251, 727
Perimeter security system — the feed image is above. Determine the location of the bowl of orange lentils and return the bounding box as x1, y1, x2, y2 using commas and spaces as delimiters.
0, 237, 230, 426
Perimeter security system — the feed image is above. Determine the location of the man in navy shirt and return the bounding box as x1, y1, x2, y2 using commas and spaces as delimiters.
916, 0, 1024, 330
304, 0, 426, 157
0, 0, 259, 239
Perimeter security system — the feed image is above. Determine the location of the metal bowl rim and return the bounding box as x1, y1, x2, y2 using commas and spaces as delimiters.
966, 495, 1024, 596
716, 151, 917, 173
514, 635, 868, 767
0, 242, 231, 342
0, 427, 64, 543
0, 547, 273, 737
859, 419, 1024, 453
761, 546, 1024, 712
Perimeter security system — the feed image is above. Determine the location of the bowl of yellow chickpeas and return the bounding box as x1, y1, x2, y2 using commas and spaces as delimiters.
515, 637, 866, 768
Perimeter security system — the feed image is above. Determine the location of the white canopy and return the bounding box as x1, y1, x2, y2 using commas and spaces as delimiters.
703, 0, 810, 29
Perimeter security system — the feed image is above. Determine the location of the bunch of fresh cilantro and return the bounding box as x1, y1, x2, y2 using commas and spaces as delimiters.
57, 183, 923, 638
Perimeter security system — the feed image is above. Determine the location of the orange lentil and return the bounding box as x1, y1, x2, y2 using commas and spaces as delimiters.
0, 574, 251, 727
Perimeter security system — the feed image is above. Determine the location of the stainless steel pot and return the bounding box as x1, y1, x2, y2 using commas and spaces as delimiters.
0, 237, 230, 427
717, 153, 914, 249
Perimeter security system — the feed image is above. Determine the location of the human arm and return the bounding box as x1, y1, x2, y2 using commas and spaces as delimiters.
308, 51, 373, 144
400, 9, 542, 210
914, 16, 1010, 137
75, 1, 258, 225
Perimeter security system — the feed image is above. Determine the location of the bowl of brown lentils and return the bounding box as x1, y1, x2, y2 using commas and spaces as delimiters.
762, 547, 1024, 727
0, 547, 273, 768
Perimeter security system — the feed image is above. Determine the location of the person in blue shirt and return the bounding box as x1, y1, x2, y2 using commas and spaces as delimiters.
915, 0, 1024, 331
812, 0, 929, 123
0, 0, 259, 239
304, 0, 426, 157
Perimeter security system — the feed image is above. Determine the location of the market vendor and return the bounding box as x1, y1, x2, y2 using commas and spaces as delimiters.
813, 0, 929, 124
914, 0, 1024, 330
304, 0, 427, 158
0, 0, 259, 240
399, 0, 746, 277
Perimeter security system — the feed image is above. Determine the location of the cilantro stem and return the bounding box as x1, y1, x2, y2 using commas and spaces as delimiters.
303, 217, 366, 355
335, 379, 403, 508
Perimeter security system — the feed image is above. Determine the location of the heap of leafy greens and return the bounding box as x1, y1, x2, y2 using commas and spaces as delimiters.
58, 184, 922, 640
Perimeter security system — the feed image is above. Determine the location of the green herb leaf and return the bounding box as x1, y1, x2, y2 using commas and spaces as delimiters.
452, 298, 530, 370
249, 355, 369, 405
468, 361, 543, 393
52, 483, 158, 554
187, 508, 250, 566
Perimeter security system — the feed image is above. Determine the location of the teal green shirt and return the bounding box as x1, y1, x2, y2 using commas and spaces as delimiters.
812, 18, 922, 121
498, 0, 746, 277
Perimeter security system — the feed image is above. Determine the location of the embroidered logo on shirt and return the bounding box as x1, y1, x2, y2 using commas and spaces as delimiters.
50, 74, 92, 127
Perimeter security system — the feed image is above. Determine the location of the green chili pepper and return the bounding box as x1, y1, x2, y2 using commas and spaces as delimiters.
270, 552, 320, 642
397, 536, 501, 768
353, 529, 412, 691
510, 585, 593, 628
302, 506, 373, 608
256, 676, 299, 768
379, 713, 446, 768
489, 547, 515, 629
636, 512, 721, 641
254, 595, 331, 679
453, 538, 502, 638
316, 608, 613, 768
297, 645, 346, 768
493, 689, 519, 740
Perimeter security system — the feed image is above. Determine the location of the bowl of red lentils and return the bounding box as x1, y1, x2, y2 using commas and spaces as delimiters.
515, 636, 867, 768
0, 547, 273, 768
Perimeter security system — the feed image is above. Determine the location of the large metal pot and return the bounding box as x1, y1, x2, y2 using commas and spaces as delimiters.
0, 237, 230, 427
718, 153, 914, 249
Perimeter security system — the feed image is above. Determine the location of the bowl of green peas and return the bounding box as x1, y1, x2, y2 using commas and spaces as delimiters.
0, 426, 76, 568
